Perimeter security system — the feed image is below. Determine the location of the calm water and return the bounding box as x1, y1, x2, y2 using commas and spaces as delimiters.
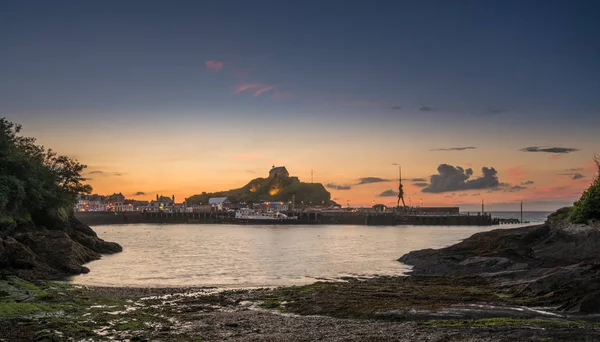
71, 212, 549, 288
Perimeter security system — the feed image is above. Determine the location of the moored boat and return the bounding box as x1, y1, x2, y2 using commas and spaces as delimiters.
234, 208, 299, 224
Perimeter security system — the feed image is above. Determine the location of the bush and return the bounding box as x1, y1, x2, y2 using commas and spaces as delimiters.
569, 156, 600, 224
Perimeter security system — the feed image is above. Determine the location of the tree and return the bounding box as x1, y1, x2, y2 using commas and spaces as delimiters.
0, 117, 91, 226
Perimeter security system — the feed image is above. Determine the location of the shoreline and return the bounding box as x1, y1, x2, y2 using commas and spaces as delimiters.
2, 274, 599, 341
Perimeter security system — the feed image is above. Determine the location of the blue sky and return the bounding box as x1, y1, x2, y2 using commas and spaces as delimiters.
1, 0, 599, 209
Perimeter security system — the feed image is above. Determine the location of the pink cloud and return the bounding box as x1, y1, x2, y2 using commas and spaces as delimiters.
505, 166, 525, 183
548, 154, 561, 161
464, 162, 473, 167
234, 83, 277, 97
205, 60, 224, 72
253, 85, 276, 97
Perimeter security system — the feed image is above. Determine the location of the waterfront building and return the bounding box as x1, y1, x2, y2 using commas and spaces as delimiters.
208, 197, 231, 211
76, 194, 108, 212
150, 194, 175, 211
105, 193, 126, 211
253, 201, 289, 212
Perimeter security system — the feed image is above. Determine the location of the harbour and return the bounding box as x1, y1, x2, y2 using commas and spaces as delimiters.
75, 208, 526, 226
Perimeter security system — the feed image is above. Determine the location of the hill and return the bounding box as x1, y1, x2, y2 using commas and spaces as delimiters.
186, 175, 332, 206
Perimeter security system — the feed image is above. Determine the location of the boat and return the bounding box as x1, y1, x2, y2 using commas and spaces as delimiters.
233, 208, 299, 224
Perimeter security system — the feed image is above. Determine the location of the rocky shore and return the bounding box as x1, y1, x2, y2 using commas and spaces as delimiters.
2, 276, 599, 342
0, 217, 122, 280
399, 219, 600, 313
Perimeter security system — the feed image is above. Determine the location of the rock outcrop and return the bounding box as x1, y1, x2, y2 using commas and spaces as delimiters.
0, 217, 121, 280
399, 221, 600, 313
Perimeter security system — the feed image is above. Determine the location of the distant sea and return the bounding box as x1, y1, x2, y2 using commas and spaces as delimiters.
468, 211, 552, 223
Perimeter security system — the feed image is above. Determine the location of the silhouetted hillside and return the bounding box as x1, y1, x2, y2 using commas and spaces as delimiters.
186, 176, 331, 206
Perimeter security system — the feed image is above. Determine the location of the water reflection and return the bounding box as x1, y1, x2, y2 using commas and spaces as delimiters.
73, 220, 545, 288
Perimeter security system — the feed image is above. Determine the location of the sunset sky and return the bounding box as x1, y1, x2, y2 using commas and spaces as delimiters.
2, 1, 599, 211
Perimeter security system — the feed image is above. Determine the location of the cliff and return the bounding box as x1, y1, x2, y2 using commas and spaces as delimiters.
186, 176, 332, 206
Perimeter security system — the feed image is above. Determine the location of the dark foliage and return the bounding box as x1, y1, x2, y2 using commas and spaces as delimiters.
0, 118, 91, 227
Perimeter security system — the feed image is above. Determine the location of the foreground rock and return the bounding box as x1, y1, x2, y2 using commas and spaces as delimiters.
399, 220, 600, 313
0, 217, 121, 280
1, 278, 599, 342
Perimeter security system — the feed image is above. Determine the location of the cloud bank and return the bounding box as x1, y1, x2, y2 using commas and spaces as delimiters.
422, 164, 500, 193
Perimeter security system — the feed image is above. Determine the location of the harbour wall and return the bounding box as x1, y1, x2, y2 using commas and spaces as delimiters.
76, 211, 504, 226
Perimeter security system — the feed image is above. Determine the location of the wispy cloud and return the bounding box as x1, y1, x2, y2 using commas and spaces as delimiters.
377, 189, 399, 197
557, 172, 585, 180
521, 180, 535, 185
87, 170, 123, 177
505, 185, 527, 192
132, 191, 146, 196
326, 183, 352, 190
412, 182, 429, 187
430, 147, 476, 151
520, 146, 580, 154
419, 106, 437, 112
357, 177, 390, 185
411, 178, 427, 182
205, 60, 224, 72
390, 106, 402, 110
234, 83, 277, 97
